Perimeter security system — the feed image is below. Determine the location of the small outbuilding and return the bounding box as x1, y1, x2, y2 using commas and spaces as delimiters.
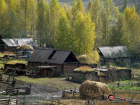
0, 38, 35, 52
98, 46, 132, 65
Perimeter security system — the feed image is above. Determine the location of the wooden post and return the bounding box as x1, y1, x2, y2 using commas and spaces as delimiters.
29, 83, 31, 94
101, 92, 105, 100
62, 88, 65, 97
117, 82, 120, 87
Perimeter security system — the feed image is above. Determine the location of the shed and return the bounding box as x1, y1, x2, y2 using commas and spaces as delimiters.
28, 49, 56, 68
98, 46, 132, 65
0, 38, 35, 52
49, 50, 80, 77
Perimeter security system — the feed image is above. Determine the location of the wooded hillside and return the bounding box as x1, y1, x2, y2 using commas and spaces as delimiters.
0, 0, 140, 58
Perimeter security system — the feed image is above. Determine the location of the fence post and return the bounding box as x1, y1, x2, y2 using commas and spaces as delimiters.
117, 82, 120, 87
62, 88, 65, 97
70, 87, 72, 94
57, 99, 60, 105
101, 92, 105, 100
29, 83, 31, 94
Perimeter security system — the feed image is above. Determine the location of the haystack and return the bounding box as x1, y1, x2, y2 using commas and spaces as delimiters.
79, 80, 111, 95
74, 66, 94, 72
16, 44, 34, 50
77, 55, 96, 64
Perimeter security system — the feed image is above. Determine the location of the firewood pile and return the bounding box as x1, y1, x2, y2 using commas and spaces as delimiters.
26, 70, 38, 77
4, 68, 26, 76
106, 67, 118, 82
4, 68, 39, 77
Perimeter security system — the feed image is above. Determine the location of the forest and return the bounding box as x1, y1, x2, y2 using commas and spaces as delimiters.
0, 0, 140, 58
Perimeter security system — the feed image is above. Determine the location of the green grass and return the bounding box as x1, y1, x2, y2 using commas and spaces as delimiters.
15, 76, 81, 89
0, 53, 4, 57
0, 59, 27, 69
115, 79, 137, 83
6, 59, 27, 65
109, 83, 140, 91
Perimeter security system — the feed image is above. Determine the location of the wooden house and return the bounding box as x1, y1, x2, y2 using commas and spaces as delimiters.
28, 49, 79, 77
0, 38, 35, 52
28, 49, 56, 68
98, 46, 132, 65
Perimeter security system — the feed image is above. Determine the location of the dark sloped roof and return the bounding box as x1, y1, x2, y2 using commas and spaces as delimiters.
2, 38, 35, 47
49, 51, 78, 64
98, 46, 131, 58
28, 49, 54, 63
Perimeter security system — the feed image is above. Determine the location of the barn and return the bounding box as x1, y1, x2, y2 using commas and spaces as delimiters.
28, 49, 56, 68
49, 50, 80, 77
98, 46, 132, 65
0, 38, 35, 52
28, 49, 79, 77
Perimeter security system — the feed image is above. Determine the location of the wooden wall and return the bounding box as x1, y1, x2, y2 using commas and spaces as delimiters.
63, 63, 79, 77
5, 45, 16, 52
122, 58, 131, 63
67, 71, 98, 83
50, 62, 79, 77
49, 64, 62, 76
102, 58, 131, 65
28, 62, 48, 68
116, 69, 131, 80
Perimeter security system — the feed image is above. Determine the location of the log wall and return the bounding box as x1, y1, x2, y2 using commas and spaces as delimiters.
69, 71, 98, 83
64, 63, 79, 77
116, 69, 131, 80
49, 64, 62, 76
50, 63, 79, 77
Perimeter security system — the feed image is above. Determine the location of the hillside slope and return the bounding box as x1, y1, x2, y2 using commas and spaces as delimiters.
46, 0, 140, 10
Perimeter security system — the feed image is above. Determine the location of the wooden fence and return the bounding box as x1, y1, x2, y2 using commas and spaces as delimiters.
4, 84, 31, 95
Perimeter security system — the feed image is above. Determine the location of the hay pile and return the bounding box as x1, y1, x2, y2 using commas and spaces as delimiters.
16, 44, 34, 50
77, 55, 96, 64
74, 66, 94, 72
79, 80, 111, 95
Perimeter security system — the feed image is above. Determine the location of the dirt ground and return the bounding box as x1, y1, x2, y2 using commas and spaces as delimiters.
0, 74, 82, 104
